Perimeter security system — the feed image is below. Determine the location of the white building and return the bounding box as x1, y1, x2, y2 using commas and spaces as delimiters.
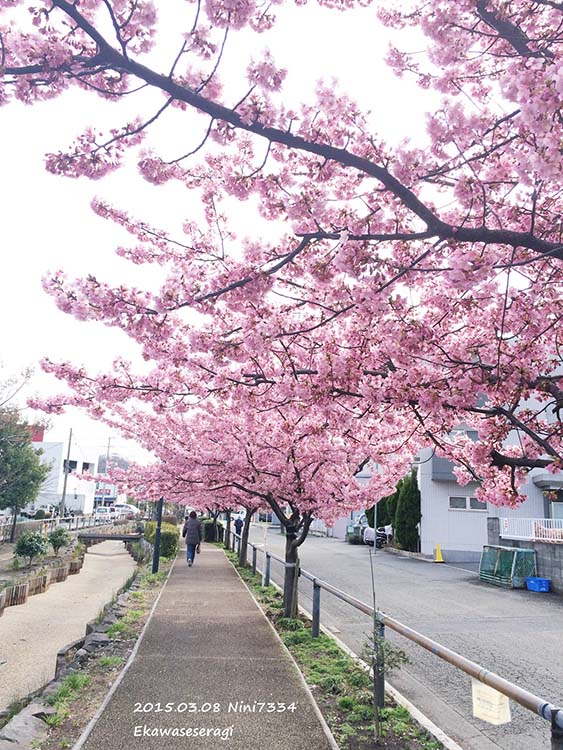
31, 441, 98, 514
417, 447, 562, 562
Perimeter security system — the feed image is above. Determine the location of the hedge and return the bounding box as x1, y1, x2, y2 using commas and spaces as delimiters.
144, 522, 179, 559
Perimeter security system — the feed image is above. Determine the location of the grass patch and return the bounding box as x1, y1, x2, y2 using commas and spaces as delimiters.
106, 621, 131, 639
139, 571, 168, 588
46, 674, 92, 707
122, 609, 144, 624
97, 655, 125, 669
45, 673, 92, 727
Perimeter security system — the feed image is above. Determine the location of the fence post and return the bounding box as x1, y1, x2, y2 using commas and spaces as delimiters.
312, 580, 321, 638
375, 618, 385, 709
265, 552, 271, 587
290, 559, 300, 619
552, 710, 563, 749
252, 546, 257, 575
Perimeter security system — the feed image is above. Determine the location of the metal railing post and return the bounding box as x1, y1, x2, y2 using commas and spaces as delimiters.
312, 580, 321, 638
152, 497, 164, 574
252, 545, 257, 574
265, 552, 271, 587
553, 710, 563, 750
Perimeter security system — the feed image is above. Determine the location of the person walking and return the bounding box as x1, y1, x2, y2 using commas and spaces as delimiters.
182, 511, 202, 567
234, 516, 244, 537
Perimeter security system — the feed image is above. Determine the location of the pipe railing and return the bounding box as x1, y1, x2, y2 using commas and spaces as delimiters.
0, 513, 129, 542
221, 523, 563, 746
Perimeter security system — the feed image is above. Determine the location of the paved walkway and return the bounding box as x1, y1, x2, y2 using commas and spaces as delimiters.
0, 541, 136, 710
78, 544, 334, 750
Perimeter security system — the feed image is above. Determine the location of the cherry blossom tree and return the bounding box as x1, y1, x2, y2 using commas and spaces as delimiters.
86, 396, 374, 614
8, 0, 563, 505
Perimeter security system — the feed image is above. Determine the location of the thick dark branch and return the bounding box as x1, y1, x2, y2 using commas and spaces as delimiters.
490, 450, 553, 469
476, 0, 555, 59
494, 406, 561, 458
49, 0, 563, 260
295, 512, 313, 547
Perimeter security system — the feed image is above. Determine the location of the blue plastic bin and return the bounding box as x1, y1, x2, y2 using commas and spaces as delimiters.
526, 576, 550, 593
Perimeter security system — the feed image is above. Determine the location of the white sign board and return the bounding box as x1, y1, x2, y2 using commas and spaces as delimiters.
472, 680, 511, 725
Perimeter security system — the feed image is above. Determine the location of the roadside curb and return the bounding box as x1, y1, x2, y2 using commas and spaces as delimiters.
382, 547, 434, 562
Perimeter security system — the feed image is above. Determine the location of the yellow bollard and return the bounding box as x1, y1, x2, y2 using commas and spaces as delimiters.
434, 543, 444, 563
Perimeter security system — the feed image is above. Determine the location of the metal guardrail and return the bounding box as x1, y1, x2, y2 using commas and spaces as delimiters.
222, 524, 563, 747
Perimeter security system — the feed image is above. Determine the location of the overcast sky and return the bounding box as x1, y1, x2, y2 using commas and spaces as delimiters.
1, 3, 431, 465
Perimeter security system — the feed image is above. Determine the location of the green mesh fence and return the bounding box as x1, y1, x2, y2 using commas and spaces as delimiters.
512, 549, 537, 588
479, 545, 536, 588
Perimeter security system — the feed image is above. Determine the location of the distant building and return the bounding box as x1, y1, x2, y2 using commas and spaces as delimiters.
97, 453, 130, 474
31, 441, 98, 514
94, 453, 130, 507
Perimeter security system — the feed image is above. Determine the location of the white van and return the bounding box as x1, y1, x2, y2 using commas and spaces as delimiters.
113, 503, 140, 517
93, 506, 117, 519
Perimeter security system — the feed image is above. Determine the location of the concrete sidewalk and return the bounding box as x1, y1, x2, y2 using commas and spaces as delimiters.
78, 544, 335, 749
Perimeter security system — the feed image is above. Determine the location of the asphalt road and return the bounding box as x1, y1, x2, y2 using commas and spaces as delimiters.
247, 526, 563, 750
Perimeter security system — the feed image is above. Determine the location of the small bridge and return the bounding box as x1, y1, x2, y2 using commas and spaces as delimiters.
77, 532, 142, 548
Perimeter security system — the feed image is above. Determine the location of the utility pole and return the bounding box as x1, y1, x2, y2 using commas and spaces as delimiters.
59, 427, 72, 517
97, 437, 111, 509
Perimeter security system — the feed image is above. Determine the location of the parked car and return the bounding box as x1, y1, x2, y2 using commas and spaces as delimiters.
113, 503, 140, 517
363, 525, 393, 548
93, 506, 117, 519
21, 503, 56, 518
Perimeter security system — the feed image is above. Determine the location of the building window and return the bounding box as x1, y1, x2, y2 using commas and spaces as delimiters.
449, 496, 487, 511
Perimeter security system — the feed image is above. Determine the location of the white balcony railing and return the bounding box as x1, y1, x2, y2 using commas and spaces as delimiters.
500, 517, 563, 543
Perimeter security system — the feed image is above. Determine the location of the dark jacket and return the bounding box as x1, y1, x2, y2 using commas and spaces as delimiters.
182, 517, 202, 545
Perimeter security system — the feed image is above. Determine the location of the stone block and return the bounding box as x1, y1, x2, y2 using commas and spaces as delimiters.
0, 702, 56, 747
83, 632, 110, 652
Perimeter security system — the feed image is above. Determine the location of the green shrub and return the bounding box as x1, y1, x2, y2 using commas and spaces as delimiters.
202, 518, 218, 542
144, 522, 179, 559
15, 532, 49, 568
34, 509, 47, 520
48, 527, 71, 556
394, 471, 421, 551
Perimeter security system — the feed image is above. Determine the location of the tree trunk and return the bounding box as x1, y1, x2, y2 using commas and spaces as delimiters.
10, 508, 17, 543
283, 528, 299, 617
238, 509, 255, 566
225, 510, 232, 550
